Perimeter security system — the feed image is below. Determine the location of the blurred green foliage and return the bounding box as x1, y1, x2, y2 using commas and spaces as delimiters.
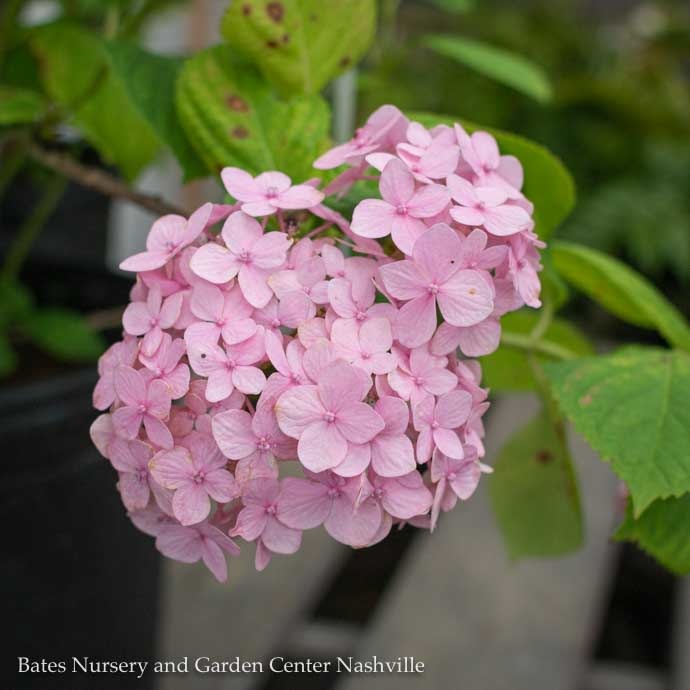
360, 0, 690, 287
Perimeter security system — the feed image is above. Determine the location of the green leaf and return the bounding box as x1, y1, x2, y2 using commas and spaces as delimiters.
103, 41, 206, 181
29, 22, 159, 180
221, 0, 376, 95
0, 280, 33, 328
0, 85, 45, 125
176, 46, 330, 181
410, 111, 575, 240
423, 35, 553, 104
23, 308, 106, 362
616, 496, 690, 575
482, 310, 593, 392
545, 347, 690, 515
551, 241, 690, 352
489, 410, 583, 558
0, 332, 18, 378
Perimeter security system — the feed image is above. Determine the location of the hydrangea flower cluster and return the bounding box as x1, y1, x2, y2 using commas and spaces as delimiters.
90, 105, 543, 582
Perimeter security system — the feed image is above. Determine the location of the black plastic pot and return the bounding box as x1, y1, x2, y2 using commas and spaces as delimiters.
1, 366, 160, 690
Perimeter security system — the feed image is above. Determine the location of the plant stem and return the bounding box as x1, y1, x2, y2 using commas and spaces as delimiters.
1, 174, 68, 282
529, 298, 554, 344
26, 141, 190, 216
499, 331, 578, 361
0, 140, 26, 198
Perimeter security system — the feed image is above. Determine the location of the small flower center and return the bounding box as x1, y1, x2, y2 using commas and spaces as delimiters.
395, 204, 408, 216
427, 283, 440, 295
327, 487, 340, 498
361, 351, 371, 360
137, 403, 148, 414
447, 471, 457, 481
323, 411, 336, 423
265, 186, 279, 199
355, 310, 367, 321
374, 487, 385, 499
238, 249, 252, 264
193, 470, 206, 484
257, 437, 271, 452
431, 420, 440, 430
413, 376, 425, 386
265, 503, 277, 516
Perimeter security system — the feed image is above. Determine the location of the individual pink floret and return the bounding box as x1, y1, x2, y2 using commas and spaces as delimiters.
212, 407, 296, 485
352, 159, 450, 254
185, 282, 256, 347
186, 329, 266, 403
139, 333, 190, 399
277, 472, 382, 547
275, 360, 385, 472
430, 447, 492, 530
330, 317, 396, 376
221, 168, 324, 217
230, 479, 302, 571
448, 174, 531, 237
190, 211, 291, 308
122, 285, 183, 357
156, 520, 240, 582
112, 365, 173, 449
379, 224, 494, 348
314, 104, 408, 169
388, 344, 458, 405
149, 432, 238, 526
413, 390, 473, 464
119, 203, 212, 272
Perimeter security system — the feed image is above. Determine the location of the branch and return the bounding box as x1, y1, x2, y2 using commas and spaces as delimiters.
26, 142, 190, 217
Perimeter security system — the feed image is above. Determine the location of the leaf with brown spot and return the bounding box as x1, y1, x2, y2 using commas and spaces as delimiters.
226, 94, 249, 112
545, 346, 690, 515
266, 1, 284, 22
489, 410, 583, 559
221, 0, 376, 94
176, 46, 330, 179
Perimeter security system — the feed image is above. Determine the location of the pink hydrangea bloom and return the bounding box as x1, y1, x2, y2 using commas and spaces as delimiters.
91, 106, 545, 582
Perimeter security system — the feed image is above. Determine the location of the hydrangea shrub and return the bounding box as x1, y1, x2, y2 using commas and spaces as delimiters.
90, 106, 544, 582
